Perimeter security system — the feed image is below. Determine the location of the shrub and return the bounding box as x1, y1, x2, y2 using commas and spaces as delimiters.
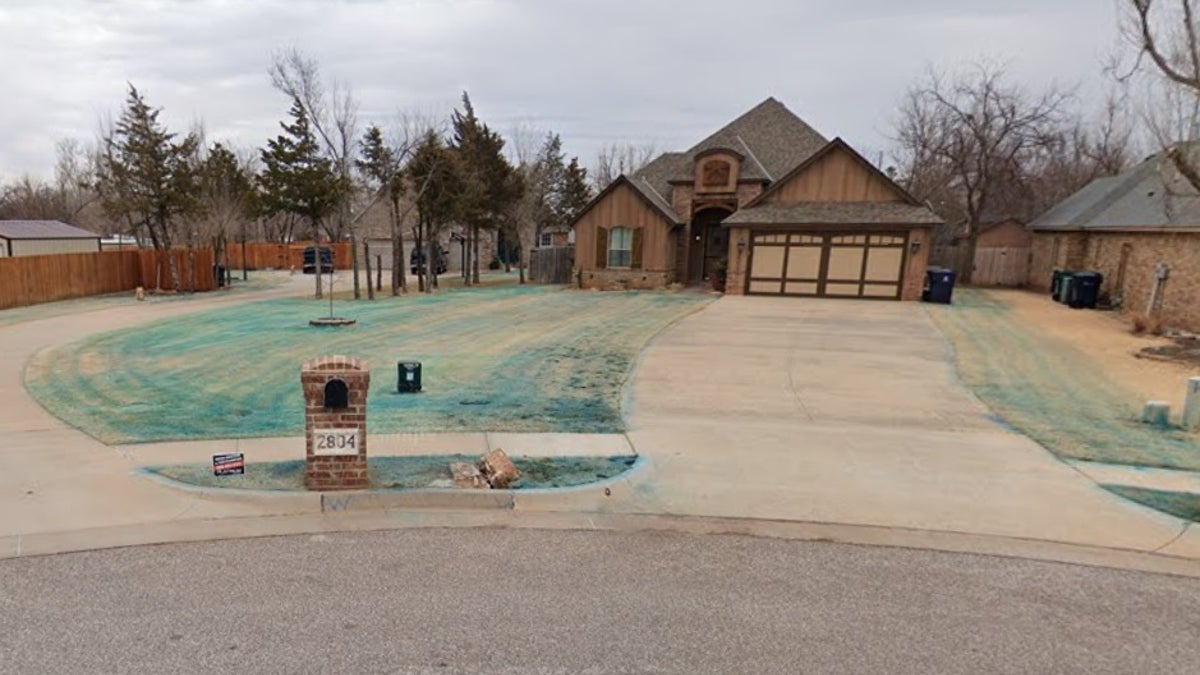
1131, 312, 1165, 336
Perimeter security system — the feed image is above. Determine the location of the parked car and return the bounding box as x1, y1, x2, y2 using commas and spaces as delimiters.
302, 245, 334, 274
410, 246, 448, 275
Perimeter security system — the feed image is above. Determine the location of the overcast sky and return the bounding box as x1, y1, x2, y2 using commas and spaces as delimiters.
0, 0, 1123, 180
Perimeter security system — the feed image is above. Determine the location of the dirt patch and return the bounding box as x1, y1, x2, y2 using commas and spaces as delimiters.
926, 288, 1200, 471
1137, 336, 1200, 370
984, 288, 1198, 412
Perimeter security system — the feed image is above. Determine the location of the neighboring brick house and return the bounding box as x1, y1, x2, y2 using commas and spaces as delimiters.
1029, 147, 1200, 330
570, 98, 942, 300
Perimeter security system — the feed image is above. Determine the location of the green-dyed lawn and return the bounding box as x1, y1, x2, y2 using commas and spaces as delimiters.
148, 454, 639, 491
927, 288, 1200, 471
26, 285, 711, 443
1104, 485, 1200, 522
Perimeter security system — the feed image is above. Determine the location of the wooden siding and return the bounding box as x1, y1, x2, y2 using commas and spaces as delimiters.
763, 146, 905, 204
574, 182, 675, 272
0, 248, 216, 310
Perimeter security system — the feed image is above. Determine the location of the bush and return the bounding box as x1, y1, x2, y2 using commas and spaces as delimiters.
1131, 312, 1165, 336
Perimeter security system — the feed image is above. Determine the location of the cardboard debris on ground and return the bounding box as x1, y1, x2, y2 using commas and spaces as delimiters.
450, 462, 488, 489
478, 448, 520, 489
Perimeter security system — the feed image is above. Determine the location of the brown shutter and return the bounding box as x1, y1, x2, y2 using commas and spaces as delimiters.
595, 227, 608, 269
630, 228, 644, 270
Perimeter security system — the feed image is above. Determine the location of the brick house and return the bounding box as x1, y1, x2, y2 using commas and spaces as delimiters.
1029, 147, 1200, 330
570, 98, 942, 300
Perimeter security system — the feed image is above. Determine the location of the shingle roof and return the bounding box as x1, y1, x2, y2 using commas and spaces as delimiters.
628, 98, 829, 218
0, 220, 100, 239
684, 98, 827, 182
1030, 148, 1200, 231
723, 202, 943, 227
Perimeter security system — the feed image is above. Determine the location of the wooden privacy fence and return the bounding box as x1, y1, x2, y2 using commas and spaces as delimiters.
971, 247, 1030, 287
0, 248, 216, 310
529, 246, 574, 284
228, 242, 352, 271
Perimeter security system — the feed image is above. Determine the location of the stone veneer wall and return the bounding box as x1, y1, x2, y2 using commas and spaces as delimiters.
302, 355, 370, 490
577, 269, 673, 290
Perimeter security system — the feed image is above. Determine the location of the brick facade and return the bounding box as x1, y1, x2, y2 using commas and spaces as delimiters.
301, 355, 370, 491
1030, 231, 1200, 332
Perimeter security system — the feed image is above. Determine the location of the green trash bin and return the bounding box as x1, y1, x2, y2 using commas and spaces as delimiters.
1051, 269, 1075, 303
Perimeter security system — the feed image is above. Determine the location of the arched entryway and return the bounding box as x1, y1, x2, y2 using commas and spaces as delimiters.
688, 207, 732, 285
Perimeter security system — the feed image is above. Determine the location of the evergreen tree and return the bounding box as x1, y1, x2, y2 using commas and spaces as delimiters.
357, 125, 406, 295
556, 156, 591, 226
97, 84, 202, 291
407, 131, 462, 293
257, 97, 347, 298
200, 142, 254, 283
451, 92, 522, 284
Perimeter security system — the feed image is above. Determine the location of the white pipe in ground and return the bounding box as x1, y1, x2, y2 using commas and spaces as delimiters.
1183, 377, 1200, 430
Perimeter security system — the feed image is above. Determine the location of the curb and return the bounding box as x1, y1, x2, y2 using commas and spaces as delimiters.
136, 455, 653, 515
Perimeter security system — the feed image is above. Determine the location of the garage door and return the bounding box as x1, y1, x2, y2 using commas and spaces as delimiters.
746, 232, 907, 299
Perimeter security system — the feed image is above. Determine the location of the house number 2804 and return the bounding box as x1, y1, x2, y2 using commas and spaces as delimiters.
314, 429, 359, 455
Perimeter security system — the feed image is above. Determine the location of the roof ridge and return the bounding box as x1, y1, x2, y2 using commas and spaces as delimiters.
633, 174, 671, 206
735, 135, 772, 181
684, 98, 785, 154
1069, 160, 1157, 226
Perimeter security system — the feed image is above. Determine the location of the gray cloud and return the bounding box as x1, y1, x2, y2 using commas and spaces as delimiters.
0, 0, 1120, 179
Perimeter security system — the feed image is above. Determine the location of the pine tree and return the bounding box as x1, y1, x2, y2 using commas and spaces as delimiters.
408, 132, 462, 293
257, 98, 347, 298
555, 156, 592, 226
201, 142, 254, 283
357, 125, 406, 295
451, 92, 523, 284
97, 84, 202, 291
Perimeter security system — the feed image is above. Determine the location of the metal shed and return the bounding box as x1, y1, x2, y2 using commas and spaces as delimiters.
0, 220, 101, 257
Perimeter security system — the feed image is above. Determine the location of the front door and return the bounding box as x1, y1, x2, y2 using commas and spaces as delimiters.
689, 209, 731, 284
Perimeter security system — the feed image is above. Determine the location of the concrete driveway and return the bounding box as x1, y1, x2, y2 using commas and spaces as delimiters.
618, 296, 1196, 554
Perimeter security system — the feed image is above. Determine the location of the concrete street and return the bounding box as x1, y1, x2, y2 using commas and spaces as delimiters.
3, 528, 1199, 674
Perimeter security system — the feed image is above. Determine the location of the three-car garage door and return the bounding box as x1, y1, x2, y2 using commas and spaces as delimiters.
746, 232, 907, 299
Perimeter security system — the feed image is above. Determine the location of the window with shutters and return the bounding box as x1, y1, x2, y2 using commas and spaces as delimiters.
608, 226, 633, 268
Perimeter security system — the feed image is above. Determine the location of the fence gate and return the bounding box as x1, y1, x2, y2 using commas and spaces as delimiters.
972, 247, 1029, 286
529, 247, 575, 284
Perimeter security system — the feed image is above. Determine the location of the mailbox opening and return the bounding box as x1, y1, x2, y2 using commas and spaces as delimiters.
324, 378, 349, 409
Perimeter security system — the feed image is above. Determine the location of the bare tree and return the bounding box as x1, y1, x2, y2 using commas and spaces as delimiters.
269, 48, 362, 297
592, 141, 656, 190
1121, 0, 1200, 189
893, 62, 1072, 282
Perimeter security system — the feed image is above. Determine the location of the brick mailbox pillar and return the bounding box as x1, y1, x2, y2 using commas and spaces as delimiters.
301, 355, 370, 490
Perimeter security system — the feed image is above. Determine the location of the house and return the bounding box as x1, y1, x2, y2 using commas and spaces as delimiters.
0, 220, 101, 257
570, 98, 941, 299
1028, 146, 1200, 330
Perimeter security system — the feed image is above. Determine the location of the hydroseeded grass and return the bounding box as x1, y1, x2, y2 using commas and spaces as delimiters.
26, 285, 711, 443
